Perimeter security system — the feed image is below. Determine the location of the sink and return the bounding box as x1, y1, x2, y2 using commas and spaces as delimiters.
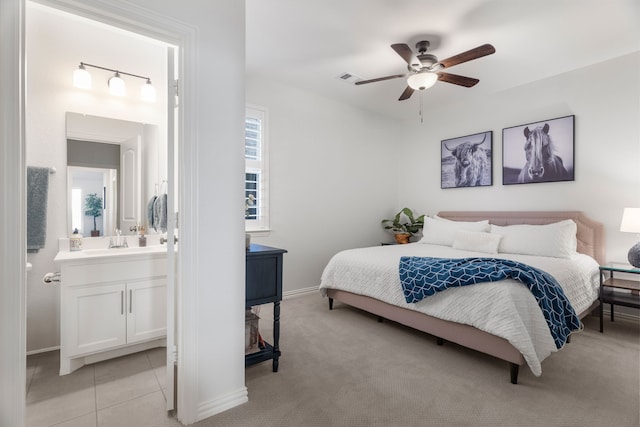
83, 246, 164, 256
54, 244, 168, 262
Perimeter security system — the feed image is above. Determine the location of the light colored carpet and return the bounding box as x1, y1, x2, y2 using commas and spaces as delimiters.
193, 292, 640, 427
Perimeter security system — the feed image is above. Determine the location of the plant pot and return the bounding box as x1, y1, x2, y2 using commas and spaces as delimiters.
90, 230, 100, 237
394, 233, 411, 244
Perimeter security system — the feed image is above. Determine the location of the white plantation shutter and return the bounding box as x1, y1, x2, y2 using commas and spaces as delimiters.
245, 106, 269, 231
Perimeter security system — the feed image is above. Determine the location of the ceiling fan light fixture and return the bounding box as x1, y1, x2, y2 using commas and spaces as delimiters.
407, 72, 438, 90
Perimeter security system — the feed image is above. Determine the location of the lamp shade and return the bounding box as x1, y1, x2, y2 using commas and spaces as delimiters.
407, 72, 438, 90
621, 208, 640, 267
620, 208, 640, 233
108, 72, 126, 96
140, 79, 156, 102
73, 64, 92, 89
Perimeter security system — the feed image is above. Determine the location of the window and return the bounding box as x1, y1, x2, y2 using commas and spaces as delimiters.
71, 188, 83, 232
245, 105, 269, 232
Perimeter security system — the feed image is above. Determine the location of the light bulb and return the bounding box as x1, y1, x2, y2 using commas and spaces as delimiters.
108, 72, 126, 96
407, 72, 438, 90
73, 64, 92, 89
140, 79, 156, 102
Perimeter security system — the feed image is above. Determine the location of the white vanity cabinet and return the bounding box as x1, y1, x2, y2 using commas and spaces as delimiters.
55, 249, 167, 375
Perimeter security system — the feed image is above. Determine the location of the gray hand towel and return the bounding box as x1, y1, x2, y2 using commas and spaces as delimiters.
147, 195, 157, 231
153, 193, 168, 233
27, 166, 50, 252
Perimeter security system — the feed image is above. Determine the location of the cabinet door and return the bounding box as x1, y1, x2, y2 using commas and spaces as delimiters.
66, 283, 127, 356
127, 278, 167, 343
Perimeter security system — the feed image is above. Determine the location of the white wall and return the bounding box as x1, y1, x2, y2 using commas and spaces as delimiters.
397, 52, 640, 263
246, 76, 400, 293
247, 53, 640, 294
25, 3, 167, 353
4, 0, 247, 424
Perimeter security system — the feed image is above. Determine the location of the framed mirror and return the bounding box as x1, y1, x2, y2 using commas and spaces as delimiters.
66, 112, 161, 237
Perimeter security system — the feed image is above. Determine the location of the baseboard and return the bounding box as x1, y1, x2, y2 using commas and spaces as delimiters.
283, 285, 318, 299
197, 387, 248, 421
26, 345, 60, 356
602, 308, 639, 322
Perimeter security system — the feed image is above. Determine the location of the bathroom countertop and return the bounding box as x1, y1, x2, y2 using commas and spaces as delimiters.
54, 245, 170, 263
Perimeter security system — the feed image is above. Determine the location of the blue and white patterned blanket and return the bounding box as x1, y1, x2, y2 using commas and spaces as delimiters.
399, 257, 581, 348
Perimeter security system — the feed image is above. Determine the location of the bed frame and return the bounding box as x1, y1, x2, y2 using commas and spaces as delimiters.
326, 211, 605, 384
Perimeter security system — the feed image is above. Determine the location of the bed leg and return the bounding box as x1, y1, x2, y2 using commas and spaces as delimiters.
328, 297, 334, 310
510, 363, 519, 384
566, 335, 571, 344
436, 337, 444, 346
377, 316, 384, 323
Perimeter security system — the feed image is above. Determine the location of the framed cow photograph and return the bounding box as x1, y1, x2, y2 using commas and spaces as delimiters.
502, 115, 575, 185
441, 131, 492, 189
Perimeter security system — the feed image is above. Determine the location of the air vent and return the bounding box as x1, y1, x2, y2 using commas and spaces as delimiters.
336, 72, 363, 84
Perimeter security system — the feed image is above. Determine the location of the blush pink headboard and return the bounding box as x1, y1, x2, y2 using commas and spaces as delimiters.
437, 211, 606, 265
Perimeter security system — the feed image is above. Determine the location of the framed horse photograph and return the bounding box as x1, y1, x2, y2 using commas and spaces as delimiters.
502, 115, 575, 185
441, 131, 493, 189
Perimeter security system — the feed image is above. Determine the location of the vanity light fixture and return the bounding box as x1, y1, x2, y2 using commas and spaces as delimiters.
140, 78, 156, 102
73, 62, 156, 102
72, 63, 92, 89
108, 72, 126, 96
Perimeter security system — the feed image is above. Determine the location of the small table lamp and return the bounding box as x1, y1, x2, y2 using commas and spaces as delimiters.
620, 208, 640, 268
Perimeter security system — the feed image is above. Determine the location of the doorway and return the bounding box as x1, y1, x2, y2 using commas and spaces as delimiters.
25, 1, 179, 423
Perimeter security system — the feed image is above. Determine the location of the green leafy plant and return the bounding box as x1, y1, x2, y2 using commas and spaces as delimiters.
84, 193, 103, 232
381, 207, 425, 236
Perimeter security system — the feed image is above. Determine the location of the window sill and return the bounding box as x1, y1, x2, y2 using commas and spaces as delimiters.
245, 229, 271, 238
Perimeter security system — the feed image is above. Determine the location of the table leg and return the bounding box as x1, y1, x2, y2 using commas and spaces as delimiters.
599, 272, 604, 333
610, 303, 614, 322
272, 300, 280, 372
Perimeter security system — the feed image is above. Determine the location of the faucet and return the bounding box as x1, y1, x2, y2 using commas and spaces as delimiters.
108, 229, 128, 249
160, 235, 178, 245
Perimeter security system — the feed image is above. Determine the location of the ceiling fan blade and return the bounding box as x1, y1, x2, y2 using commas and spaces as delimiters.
437, 72, 479, 87
398, 86, 414, 101
391, 43, 420, 68
439, 44, 496, 69
354, 74, 406, 85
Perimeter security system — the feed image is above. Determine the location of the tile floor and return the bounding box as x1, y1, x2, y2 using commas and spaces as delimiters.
26, 348, 181, 427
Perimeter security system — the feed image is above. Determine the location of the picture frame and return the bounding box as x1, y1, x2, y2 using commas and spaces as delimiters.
441, 131, 492, 189
502, 115, 575, 185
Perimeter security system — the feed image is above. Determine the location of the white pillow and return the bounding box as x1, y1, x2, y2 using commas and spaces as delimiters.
452, 230, 502, 254
490, 220, 578, 258
419, 217, 490, 246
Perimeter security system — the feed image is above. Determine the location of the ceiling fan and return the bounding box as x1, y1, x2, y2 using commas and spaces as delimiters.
355, 41, 495, 101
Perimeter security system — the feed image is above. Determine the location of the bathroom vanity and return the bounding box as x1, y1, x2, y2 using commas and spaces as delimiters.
54, 246, 168, 375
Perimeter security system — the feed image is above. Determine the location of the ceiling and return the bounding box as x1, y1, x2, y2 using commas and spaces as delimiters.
246, 0, 640, 121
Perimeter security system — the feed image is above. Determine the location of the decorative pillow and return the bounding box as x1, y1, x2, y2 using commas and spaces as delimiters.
419, 217, 490, 246
490, 220, 578, 258
452, 230, 502, 254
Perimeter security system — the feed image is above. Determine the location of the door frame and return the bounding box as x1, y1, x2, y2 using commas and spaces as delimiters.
0, 0, 200, 424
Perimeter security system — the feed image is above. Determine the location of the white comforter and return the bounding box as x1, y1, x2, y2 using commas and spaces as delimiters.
319, 243, 600, 376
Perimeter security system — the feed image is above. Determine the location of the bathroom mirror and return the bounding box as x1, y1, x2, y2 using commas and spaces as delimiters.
66, 112, 161, 236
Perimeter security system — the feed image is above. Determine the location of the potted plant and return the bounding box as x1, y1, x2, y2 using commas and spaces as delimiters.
381, 207, 425, 244
84, 193, 104, 237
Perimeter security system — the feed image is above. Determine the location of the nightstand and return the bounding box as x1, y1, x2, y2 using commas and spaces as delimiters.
598, 263, 640, 333
245, 243, 287, 372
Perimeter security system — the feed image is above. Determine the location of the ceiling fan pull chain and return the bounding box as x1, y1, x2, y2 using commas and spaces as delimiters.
419, 92, 424, 123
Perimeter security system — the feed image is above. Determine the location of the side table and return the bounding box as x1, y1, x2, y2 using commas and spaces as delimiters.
598, 263, 640, 332
245, 243, 287, 371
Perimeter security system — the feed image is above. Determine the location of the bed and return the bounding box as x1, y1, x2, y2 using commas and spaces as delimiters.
319, 211, 605, 384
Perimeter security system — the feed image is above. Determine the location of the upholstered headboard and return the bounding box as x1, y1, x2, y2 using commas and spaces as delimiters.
437, 211, 606, 265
